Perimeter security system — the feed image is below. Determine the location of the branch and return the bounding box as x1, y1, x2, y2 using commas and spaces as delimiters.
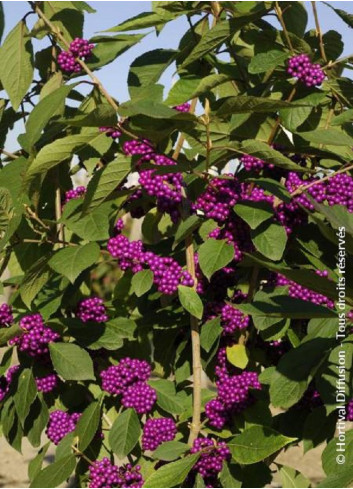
311, 1, 327, 62
34, 3, 119, 112
171, 98, 202, 444
290, 163, 353, 198
275, 2, 294, 53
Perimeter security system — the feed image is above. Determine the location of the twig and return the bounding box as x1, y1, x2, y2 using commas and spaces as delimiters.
171, 98, 202, 444
103, 412, 113, 428
275, 2, 294, 53
311, 2, 327, 62
0, 149, 19, 160
35, 3, 119, 112
291, 163, 353, 197
24, 205, 51, 230
71, 445, 94, 466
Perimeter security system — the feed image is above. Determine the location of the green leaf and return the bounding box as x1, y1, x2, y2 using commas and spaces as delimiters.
82, 154, 131, 213
128, 49, 176, 94
181, 16, 264, 68
20, 256, 51, 308
49, 343, 95, 381
75, 401, 101, 451
21, 84, 77, 151
236, 293, 336, 319
28, 442, 50, 482
87, 34, 146, 71
198, 239, 234, 280
331, 108, 353, 126
226, 344, 249, 369
105, 11, 173, 32
230, 426, 295, 465
149, 379, 185, 415
178, 285, 203, 320
152, 441, 189, 461
68, 317, 136, 350
30, 454, 76, 488
131, 269, 154, 297
173, 215, 201, 249
279, 465, 310, 488
250, 220, 287, 261
279, 1, 308, 37
323, 3, 353, 29
234, 201, 273, 230
298, 128, 353, 146
62, 104, 117, 127
0, 324, 22, 347
49, 243, 100, 283
109, 408, 141, 458
26, 398, 49, 448
119, 99, 178, 119
269, 338, 334, 408
200, 317, 222, 352
248, 50, 288, 74
144, 453, 200, 488
219, 463, 242, 488
217, 96, 306, 115
317, 465, 353, 488
322, 430, 353, 475
0, 20, 33, 110
64, 203, 110, 241
25, 132, 104, 183
307, 201, 353, 236
240, 140, 305, 171
14, 368, 37, 426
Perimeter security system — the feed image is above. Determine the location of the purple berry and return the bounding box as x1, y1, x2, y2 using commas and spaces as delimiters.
190, 437, 230, 485
46, 410, 81, 445
142, 417, 177, 451
0, 304, 13, 327
64, 186, 86, 204
121, 381, 157, 414
100, 358, 151, 395
76, 297, 108, 323
35, 373, 58, 393
174, 102, 191, 113
9, 314, 59, 357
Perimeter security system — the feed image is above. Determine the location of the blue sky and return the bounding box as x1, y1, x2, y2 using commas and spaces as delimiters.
1, 1, 353, 150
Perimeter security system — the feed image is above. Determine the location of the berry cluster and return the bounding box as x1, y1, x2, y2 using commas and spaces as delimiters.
174, 102, 191, 112
193, 175, 241, 223
241, 154, 274, 172
0, 303, 13, 327
101, 358, 156, 413
205, 302, 249, 335
190, 438, 230, 486
89, 458, 143, 488
76, 297, 108, 323
287, 54, 325, 87
142, 417, 177, 451
346, 399, 353, 421
46, 410, 81, 445
57, 38, 94, 73
123, 139, 183, 223
107, 232, 193, 295
35, 373, 58, 393
107, 234, 144, 273
275, 271, 334, 309
0, 365, 19, 402
205, 347, 261, 429
99, 126, 122, 139
9, 314, 59, 357
64, 186, 86, 204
